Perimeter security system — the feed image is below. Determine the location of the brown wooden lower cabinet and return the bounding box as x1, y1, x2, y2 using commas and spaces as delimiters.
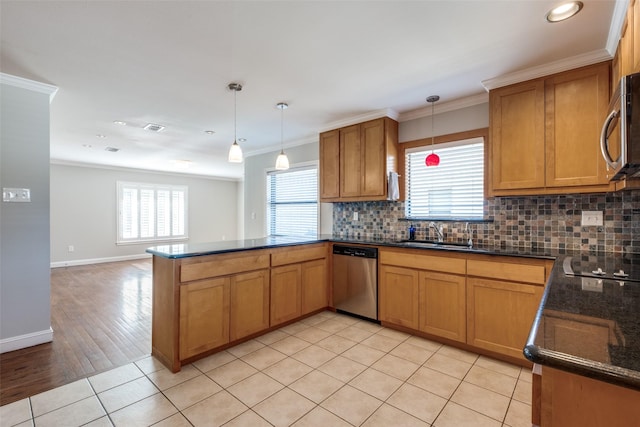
301, 258, 328, 314
466, 277, 544, 360
419, 271, 466, 342
271, 264, 302, 326
537, 366, 640, 426
179, 278, 230, 360
152, 244, 330, 372
230, 269, 270, 341
378, 249, 552, 364
379, 264, 419, 329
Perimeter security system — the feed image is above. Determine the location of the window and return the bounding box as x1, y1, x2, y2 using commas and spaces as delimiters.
405, 137, 484, 219
266, 165, 318, 237
117, 181, 188, 244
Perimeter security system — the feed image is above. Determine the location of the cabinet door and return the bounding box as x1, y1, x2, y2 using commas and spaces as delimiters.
360, 119, 386, 197
320, 130, 340, 200
271, 264, 302, 326
301, 258, 328, 315
490, 80, 545, 191
467, 277, 543, 360
179, 278, 230, 360
379, 265, 419, 329
340, 124, 362, 197
419, 271, 466, 343
545, 63, 610, 188
621, 6, 634, 77
230, 269, 270, 341
634, 0, 640, 73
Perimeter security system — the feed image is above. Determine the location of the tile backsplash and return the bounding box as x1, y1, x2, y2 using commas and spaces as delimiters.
332, 190, 640, 254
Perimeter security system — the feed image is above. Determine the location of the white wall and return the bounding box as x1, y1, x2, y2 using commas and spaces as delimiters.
1, 75, 55, 352
243, 143, 322, 239
50, 163, 241, 265
399, 103, 489, 142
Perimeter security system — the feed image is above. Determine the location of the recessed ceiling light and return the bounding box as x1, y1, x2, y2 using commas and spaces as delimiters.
105, 147, 120, 152
143, 123, 165, 132
238, 138, 247, 142
205, 130, 216, 135
96, 134, 107, 138
113, 120, 127, 126
546, 1, 583, 23
82, 144, 92, 148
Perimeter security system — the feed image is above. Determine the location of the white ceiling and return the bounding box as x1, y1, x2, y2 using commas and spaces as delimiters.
0, 0, 624, 180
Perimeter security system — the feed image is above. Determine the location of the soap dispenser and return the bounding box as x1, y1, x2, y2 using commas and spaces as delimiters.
408, 223, 416, 241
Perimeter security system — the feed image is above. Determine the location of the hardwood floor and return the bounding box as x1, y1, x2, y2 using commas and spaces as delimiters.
0, 259, 152, 406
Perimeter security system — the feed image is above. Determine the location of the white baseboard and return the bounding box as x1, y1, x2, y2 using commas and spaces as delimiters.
0, 327, 54, 353
50, 253, 151, 268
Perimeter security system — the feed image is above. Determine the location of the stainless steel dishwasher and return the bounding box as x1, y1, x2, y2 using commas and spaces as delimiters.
332, 245, 378, 322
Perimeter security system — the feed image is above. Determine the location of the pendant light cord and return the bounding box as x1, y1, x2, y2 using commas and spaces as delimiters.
234, 88, 237, 143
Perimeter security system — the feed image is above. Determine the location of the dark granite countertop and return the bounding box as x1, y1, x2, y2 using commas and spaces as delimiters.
524, 252, 640, 391
146, 234, 559, 260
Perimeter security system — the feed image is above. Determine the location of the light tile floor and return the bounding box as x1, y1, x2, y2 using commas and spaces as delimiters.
1, 311, 533, 427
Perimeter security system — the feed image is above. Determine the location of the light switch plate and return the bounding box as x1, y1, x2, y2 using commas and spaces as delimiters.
581, 210, 603, 226
3, 188, 31, 202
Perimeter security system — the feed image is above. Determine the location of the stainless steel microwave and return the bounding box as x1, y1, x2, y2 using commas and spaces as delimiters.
600, 72, 640, 181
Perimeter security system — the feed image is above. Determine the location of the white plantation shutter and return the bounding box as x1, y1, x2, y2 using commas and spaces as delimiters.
117, 182, 188, 244
267, 166, 318, 237
406, 137, 484, 219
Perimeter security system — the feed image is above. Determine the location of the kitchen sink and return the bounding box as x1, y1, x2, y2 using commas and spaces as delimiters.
397, 239, 487, 252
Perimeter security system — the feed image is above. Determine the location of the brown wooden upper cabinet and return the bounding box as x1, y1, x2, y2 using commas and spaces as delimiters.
489, 61, 613, 196
319, 117, 399, 202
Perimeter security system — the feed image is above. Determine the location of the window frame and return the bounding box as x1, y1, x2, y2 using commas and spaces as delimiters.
116, 181, 189, 245
400, 128, 488, 220
265, 161, 319, 237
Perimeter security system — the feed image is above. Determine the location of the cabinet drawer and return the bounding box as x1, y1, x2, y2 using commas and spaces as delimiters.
467, 258, 547, 285
271, 244, 327, 266
380, 249, 466, 275
180, 250, 270, 282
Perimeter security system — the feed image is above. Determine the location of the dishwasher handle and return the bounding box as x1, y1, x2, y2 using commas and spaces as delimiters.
332, 245, 378, 259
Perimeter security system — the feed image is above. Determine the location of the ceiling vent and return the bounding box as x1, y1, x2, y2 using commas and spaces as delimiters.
105, 147, 120, 152
143, 123, 165, 132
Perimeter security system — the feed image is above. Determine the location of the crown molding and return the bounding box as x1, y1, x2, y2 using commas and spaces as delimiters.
398, 93, 489, 122
606, 0, 630, 55
318, 108, 399, 133
481, 49, 613, 91
0, 73, 58, 103
50, 159, 240, 181
244, 135, 318, 158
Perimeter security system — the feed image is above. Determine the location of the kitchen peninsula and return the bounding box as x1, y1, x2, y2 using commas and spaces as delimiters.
147, 236, 557, 372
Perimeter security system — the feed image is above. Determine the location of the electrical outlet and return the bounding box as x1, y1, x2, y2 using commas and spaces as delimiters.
581, 277, 603, 292
68, 245, 74, 252
3, 188, 31, 202
581, 210, 603, 226
353, 211, 359, 221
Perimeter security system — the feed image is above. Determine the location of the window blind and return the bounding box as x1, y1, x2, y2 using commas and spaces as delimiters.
266, 166, 318, 237
405, 138, 484, 219
117, 182, 188, 244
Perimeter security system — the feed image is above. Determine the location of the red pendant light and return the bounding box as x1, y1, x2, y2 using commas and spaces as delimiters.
425, 152, 440, 166
425, 95, 440, 167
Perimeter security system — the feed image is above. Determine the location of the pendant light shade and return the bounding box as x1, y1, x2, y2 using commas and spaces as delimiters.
228, 141, 243, 163
275, 102, 290, 170
227, 83, 243, 163
425, 95, 440, 167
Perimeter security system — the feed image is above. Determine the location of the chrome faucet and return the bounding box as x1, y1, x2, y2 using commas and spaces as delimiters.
429, 222, 444, 242
465, 222, 473, 247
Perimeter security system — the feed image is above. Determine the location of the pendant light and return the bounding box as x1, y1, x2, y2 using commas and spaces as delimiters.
227, 82, 243, 163
425, 95, 440, 167
275, 102, 290, 170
